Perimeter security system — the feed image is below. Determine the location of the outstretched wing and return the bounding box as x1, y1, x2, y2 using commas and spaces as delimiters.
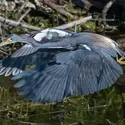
11, 44, 39, 58
12, 48, 123, 103
0, 45, 55, 76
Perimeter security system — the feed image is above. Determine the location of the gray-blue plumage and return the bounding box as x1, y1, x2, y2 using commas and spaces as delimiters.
0, 28, 124, 103
0, 48, 56, 76
13, 48, 122, 103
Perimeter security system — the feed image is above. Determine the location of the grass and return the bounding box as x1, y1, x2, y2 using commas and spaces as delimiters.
0, 75, 125, 125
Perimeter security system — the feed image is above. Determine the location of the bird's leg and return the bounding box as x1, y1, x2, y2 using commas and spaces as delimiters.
116, 55, 125, 65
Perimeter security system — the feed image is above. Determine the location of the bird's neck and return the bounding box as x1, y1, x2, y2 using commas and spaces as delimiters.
21, 36, 40, 47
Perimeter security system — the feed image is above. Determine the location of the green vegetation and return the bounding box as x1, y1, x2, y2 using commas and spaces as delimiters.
0, 76, 124, 125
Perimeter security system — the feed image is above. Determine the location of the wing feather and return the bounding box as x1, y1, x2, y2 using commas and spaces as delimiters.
11, 44, 38, 58
12, 48, 123, 103
0, 48, 55, 76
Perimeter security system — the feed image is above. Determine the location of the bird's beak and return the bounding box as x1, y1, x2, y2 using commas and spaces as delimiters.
0, 38, 12, 47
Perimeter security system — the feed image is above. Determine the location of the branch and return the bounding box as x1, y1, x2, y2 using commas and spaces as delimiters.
0, 16, 92, 31
55, 16, 92, 29
102, 0, 116, 26
43, 0, 74, 19
81, 0, 92, 9
0, 16, 41, 30
17, 1, 35, 23
0, 49, 8, 55
17, 8, 31, 23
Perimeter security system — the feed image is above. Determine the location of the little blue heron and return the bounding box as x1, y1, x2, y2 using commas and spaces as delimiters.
0, 28, 125, 103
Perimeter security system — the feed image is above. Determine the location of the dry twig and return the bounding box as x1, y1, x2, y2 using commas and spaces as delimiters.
102, 0, 116, 27
55, 16, 92, 29
17, 8, 31, 23
0, 16, 92, 31
43, 0, 74, 19
0, 16, 41, 30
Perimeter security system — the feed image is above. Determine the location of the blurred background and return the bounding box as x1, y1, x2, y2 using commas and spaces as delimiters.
0, 0, 125, 125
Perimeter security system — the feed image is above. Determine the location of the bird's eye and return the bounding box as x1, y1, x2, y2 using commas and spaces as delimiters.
7, 38, 12, 43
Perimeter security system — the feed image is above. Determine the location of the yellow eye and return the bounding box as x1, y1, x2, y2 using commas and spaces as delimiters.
7, 38, 12, 43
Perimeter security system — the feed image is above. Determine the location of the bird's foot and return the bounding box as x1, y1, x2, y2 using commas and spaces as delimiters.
116, 56, 125, 65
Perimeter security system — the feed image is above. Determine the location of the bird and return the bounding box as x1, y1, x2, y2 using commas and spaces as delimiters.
0, 28, 125, 103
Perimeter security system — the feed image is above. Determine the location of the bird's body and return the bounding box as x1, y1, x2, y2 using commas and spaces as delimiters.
0, 28, 125, 103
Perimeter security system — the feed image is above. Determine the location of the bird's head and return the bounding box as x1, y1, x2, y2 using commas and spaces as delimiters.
0, 34, 27, 47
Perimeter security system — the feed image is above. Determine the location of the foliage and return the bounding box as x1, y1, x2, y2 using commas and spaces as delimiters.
0, 76, 125, 125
